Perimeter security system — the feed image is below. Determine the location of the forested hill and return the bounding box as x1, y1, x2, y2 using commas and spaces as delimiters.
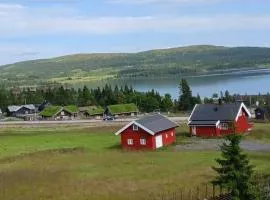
1, 45, 270, 83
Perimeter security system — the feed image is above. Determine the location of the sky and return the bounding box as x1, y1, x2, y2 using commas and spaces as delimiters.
0, 0, 270, 65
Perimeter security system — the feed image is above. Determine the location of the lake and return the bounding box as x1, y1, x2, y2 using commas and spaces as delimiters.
75, 71, 270, 99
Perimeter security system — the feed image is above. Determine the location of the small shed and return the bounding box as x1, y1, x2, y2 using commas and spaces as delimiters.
188, 102, 253, 137
255, 107, 266, 120
115, 114, 178, 150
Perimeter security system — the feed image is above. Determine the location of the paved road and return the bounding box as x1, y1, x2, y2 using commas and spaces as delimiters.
175, 138, 270, 152
0, 116, 188, 127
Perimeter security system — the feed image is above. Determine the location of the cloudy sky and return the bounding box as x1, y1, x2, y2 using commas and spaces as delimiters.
0, 0, 270, 65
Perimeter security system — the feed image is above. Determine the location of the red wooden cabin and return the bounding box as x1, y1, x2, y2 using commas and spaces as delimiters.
115, 114, 178, 150
188, 102, 253, 137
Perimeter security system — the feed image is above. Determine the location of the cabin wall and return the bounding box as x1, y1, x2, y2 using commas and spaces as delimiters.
120, 126, 176, 149
190, 126, 219, 137
155, 128, 176, 147
121, 126, 155, 150
235, 111, 250, 133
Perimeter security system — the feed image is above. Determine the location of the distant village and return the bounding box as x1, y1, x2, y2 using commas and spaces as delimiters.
0, 102, 139, 121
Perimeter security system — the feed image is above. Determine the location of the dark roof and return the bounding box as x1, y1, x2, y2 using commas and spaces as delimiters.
190, 103, 243, 121
189, 120, 218, 126
136, 114, 178, 134
255, 107, 265, 112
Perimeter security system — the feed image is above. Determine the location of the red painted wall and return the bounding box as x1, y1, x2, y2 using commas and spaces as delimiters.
189, 109, 251, 137
190, 126, 220, 137
120, 125, 176, 150
235, 110, 250, 133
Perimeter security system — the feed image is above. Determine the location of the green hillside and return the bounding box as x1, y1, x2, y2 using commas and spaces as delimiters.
1, 45, 270, 84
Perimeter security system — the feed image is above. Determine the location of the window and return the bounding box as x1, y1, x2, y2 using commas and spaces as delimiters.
220, 123, 228, 130
127, 139, 133, 145
140, 138, 146, 145
171, 132, 174, 136
166, 134, 168, 138
133, 124, 138, 131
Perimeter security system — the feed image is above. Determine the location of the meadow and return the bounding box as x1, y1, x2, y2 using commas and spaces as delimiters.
0, 124, 270, 200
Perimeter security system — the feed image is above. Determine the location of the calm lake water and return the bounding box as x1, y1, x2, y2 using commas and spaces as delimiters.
76, 72, 270, 99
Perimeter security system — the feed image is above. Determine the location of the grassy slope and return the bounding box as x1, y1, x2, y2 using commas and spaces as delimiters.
1, 45, 270, 83
0, 124, 270, 200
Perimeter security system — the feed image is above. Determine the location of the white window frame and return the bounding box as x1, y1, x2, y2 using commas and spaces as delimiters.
166, 134, 168, 138
127, 139, 133, 145
220, 123, 229, 130
171, 131, 174, 136
133, 124, 138, 131
140, 138, 146, 145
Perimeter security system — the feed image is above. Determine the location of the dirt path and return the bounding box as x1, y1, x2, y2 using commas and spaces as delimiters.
175, 138, 270, 152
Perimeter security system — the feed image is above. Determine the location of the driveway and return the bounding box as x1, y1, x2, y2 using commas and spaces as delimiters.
175, 138, 270, 152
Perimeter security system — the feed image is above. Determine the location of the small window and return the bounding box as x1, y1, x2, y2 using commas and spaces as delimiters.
127, 139, 133, 145
166, 134, 168, 138
140, 138, 146, 145
133, 124, 138, 131
171, 132, 174, 136
220, 123, 228, 130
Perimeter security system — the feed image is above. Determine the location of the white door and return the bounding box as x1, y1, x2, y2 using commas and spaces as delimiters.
155, 135, 163, 149
192, 126, 197, 136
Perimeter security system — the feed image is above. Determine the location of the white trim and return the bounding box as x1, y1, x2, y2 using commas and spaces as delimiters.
235, 103, 251, 121
188, 104, 198, 123
115, 121, 155, 135
216, 120, 220, 127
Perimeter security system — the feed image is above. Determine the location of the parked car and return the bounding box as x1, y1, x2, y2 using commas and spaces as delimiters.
103, 116, 116, 121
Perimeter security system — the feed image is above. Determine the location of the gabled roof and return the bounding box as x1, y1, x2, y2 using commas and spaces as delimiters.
8, 106, 21, 112
108, 103, 138, 115
8, 104, 35, 112
115, 114, 178, 136
40, 106, 63, 117
23, 104, 36, 110
189, 102, 251, 122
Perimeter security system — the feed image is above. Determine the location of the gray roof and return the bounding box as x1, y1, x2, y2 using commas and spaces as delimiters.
136, 114, 178, 134
8, 104, 36, 112
189, 103, 242, 121
8, 105, 21, 112
23, 104, 36, 110
189, 120, 218, 126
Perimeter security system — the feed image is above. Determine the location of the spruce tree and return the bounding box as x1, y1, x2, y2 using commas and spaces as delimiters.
178, 79, 192, 111
213, 134, 257, 200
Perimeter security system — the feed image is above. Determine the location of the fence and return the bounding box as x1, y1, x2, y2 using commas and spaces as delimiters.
148, 184, 231, 200
148, 175, 270, 200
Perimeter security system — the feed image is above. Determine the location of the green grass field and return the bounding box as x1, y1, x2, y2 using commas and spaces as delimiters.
0, 124, 270, 200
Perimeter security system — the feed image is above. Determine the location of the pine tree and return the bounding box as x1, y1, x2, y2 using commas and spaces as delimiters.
178, 79, 192, 111
212, 134, 258, 200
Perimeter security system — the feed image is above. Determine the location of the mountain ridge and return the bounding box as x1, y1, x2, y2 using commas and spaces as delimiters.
1, 45, 270, 84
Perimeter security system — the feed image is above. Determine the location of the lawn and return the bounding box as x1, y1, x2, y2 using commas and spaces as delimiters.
0, 124, 270, 200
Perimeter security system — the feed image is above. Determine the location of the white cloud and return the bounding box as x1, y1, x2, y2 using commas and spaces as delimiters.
0, 3, 270, 37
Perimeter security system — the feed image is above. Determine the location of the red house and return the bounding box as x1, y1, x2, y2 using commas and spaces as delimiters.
115, 114, 178, 150
188, 102, 253, 137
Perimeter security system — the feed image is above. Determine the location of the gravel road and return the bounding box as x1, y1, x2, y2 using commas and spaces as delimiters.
175, 138, 270, 152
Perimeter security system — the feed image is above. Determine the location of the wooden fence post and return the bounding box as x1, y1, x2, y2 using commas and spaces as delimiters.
213, 184, 216, 198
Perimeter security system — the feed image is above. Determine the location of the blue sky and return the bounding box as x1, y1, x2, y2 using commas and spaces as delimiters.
0, 0, 270, 65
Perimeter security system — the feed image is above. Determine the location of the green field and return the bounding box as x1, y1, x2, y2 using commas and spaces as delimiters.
0, 124, 270, 200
